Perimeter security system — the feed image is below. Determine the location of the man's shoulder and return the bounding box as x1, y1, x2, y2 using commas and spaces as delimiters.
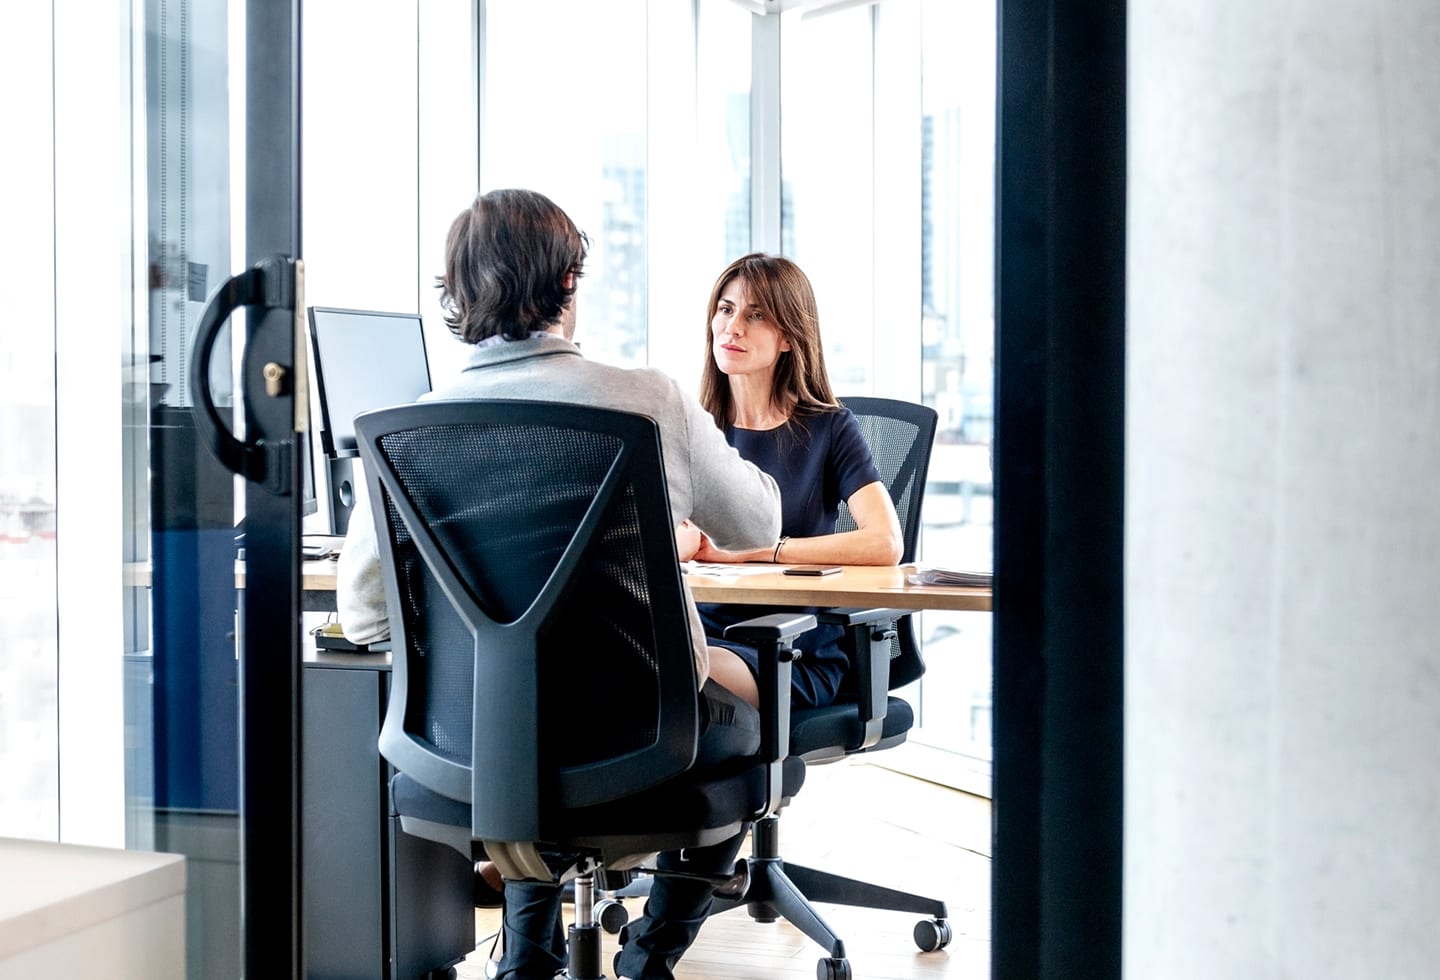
435, 344, 694, 418
573, 358, 670, 383
571, 360, 686, 405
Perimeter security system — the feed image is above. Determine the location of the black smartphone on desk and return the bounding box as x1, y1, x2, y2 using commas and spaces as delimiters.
782, 565, 843, 576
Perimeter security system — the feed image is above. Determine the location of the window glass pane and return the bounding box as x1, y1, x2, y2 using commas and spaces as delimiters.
779, 6, 874, 394
136, 1, 247, 971
0, 3, 59, 840
301, 2, 419, 316
697, 0, 752, 267
916, 0, 997, 764
482, 0, 648, 368
644, 0, 752, 387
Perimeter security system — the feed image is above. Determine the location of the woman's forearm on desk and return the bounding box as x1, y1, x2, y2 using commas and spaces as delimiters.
694, 481, 903, 566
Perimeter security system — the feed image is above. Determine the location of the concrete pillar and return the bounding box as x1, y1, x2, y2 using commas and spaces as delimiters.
1127, 0, 1440, 975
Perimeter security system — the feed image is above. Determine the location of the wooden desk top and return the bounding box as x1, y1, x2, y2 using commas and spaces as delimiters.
132, 557, 991, 614
124, 559, 342, 594
683, 564, 990, 612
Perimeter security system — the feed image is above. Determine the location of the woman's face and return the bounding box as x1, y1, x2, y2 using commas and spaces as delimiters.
711, 278, 790, 380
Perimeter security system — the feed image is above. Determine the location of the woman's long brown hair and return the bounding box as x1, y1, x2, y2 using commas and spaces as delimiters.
698, 253, 839, 431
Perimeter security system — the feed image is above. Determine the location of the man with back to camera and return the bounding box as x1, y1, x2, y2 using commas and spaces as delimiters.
337, 188, 783, 980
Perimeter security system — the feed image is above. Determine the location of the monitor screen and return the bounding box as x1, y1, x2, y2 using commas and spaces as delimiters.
307, 307, 433, 458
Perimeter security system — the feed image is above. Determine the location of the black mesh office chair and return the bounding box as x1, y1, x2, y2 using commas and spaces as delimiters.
353, 400, 813, 980
820, 395, 940, 728
704, 396, 950, 978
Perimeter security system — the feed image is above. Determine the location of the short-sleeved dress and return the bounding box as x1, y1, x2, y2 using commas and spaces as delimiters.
698, 407, 883, 710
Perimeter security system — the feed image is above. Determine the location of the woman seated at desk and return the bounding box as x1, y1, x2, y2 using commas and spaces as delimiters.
680, 253, 903, 711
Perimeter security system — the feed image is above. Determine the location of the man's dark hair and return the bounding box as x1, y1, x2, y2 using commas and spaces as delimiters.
437, 188, 589, 343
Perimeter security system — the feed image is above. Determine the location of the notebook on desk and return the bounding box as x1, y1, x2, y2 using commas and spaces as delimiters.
236, 533, 344, 562
310, 620, 386, 653
303, 535, 347, 561
681, 561, 783, 577
904, 563, 991, 588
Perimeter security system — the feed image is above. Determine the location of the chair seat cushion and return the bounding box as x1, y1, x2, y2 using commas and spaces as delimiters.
391, 771, 470, 828
555, 756, 804, 838
788, 695, 914, 758
390, 756, 806, 842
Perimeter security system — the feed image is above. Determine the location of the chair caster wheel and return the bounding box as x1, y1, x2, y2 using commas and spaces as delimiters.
913, 917, 953, 951
817, 956, 852, 980
596, 897, 629, 934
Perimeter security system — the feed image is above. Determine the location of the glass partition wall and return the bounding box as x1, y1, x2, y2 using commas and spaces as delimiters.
6, 1, 309, 975
0, 0, 244, 972
140, 2, 245, 973
13, 6, 995, 969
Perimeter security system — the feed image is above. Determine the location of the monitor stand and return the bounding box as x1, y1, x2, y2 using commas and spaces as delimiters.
327, 457, 357, 536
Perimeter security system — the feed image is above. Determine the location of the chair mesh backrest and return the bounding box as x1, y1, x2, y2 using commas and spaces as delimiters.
375, 418, 665, 771
835, 413, 927, 562
836, 398, 938, 690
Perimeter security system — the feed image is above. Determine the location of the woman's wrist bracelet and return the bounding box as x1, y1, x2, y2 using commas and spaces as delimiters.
773, 536, 789, 563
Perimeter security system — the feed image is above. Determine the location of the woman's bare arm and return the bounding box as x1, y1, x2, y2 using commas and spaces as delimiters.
693, 480, 903, 566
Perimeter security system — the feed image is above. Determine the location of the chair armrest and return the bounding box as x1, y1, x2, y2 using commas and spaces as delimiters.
816, 607, 907, 749
724, 612, 815, 814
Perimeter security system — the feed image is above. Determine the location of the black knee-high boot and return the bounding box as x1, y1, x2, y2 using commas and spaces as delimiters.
495, 880, 566, 980
612, 828, 748, 980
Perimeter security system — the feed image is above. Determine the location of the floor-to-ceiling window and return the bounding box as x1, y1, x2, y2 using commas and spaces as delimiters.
778, 0, 996, 791
470, 0, 998, 792
473, 0, 752, 390
910, 0, 997, 790
0, 3, 60, 840
479, 0, 650, 369
1, 0, 142, 845
779, 2, 876, 390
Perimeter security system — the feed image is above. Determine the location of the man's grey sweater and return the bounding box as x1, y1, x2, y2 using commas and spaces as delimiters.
336, 333, 781, 685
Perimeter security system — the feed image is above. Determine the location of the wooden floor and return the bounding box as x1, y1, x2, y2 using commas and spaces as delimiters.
458, 760, 991, 979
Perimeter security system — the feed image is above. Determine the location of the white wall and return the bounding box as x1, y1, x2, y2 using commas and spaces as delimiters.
1127, 0, 1440, 975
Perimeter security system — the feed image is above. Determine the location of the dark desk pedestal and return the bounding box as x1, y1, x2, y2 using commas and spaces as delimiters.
302, 652, 474, 979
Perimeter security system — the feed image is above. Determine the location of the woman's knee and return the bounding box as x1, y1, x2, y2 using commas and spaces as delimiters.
706, 646, 759, 708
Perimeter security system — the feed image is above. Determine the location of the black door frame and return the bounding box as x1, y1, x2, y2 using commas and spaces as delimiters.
992, 0, 1126, 976
238, 1, 304, 975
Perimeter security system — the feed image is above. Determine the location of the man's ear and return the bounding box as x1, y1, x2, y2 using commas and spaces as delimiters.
562, 271, 577, 290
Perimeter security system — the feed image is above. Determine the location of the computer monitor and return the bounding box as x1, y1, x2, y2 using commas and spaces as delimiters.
307, 307, 433, 533
298, 427, 318, 517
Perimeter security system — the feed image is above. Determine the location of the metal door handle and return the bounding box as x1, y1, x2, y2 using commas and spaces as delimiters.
188, 255, 298, 490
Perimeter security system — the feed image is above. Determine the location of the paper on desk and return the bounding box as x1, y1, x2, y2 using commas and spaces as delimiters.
682, 561, 784, 577
904, 563, 992, 588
